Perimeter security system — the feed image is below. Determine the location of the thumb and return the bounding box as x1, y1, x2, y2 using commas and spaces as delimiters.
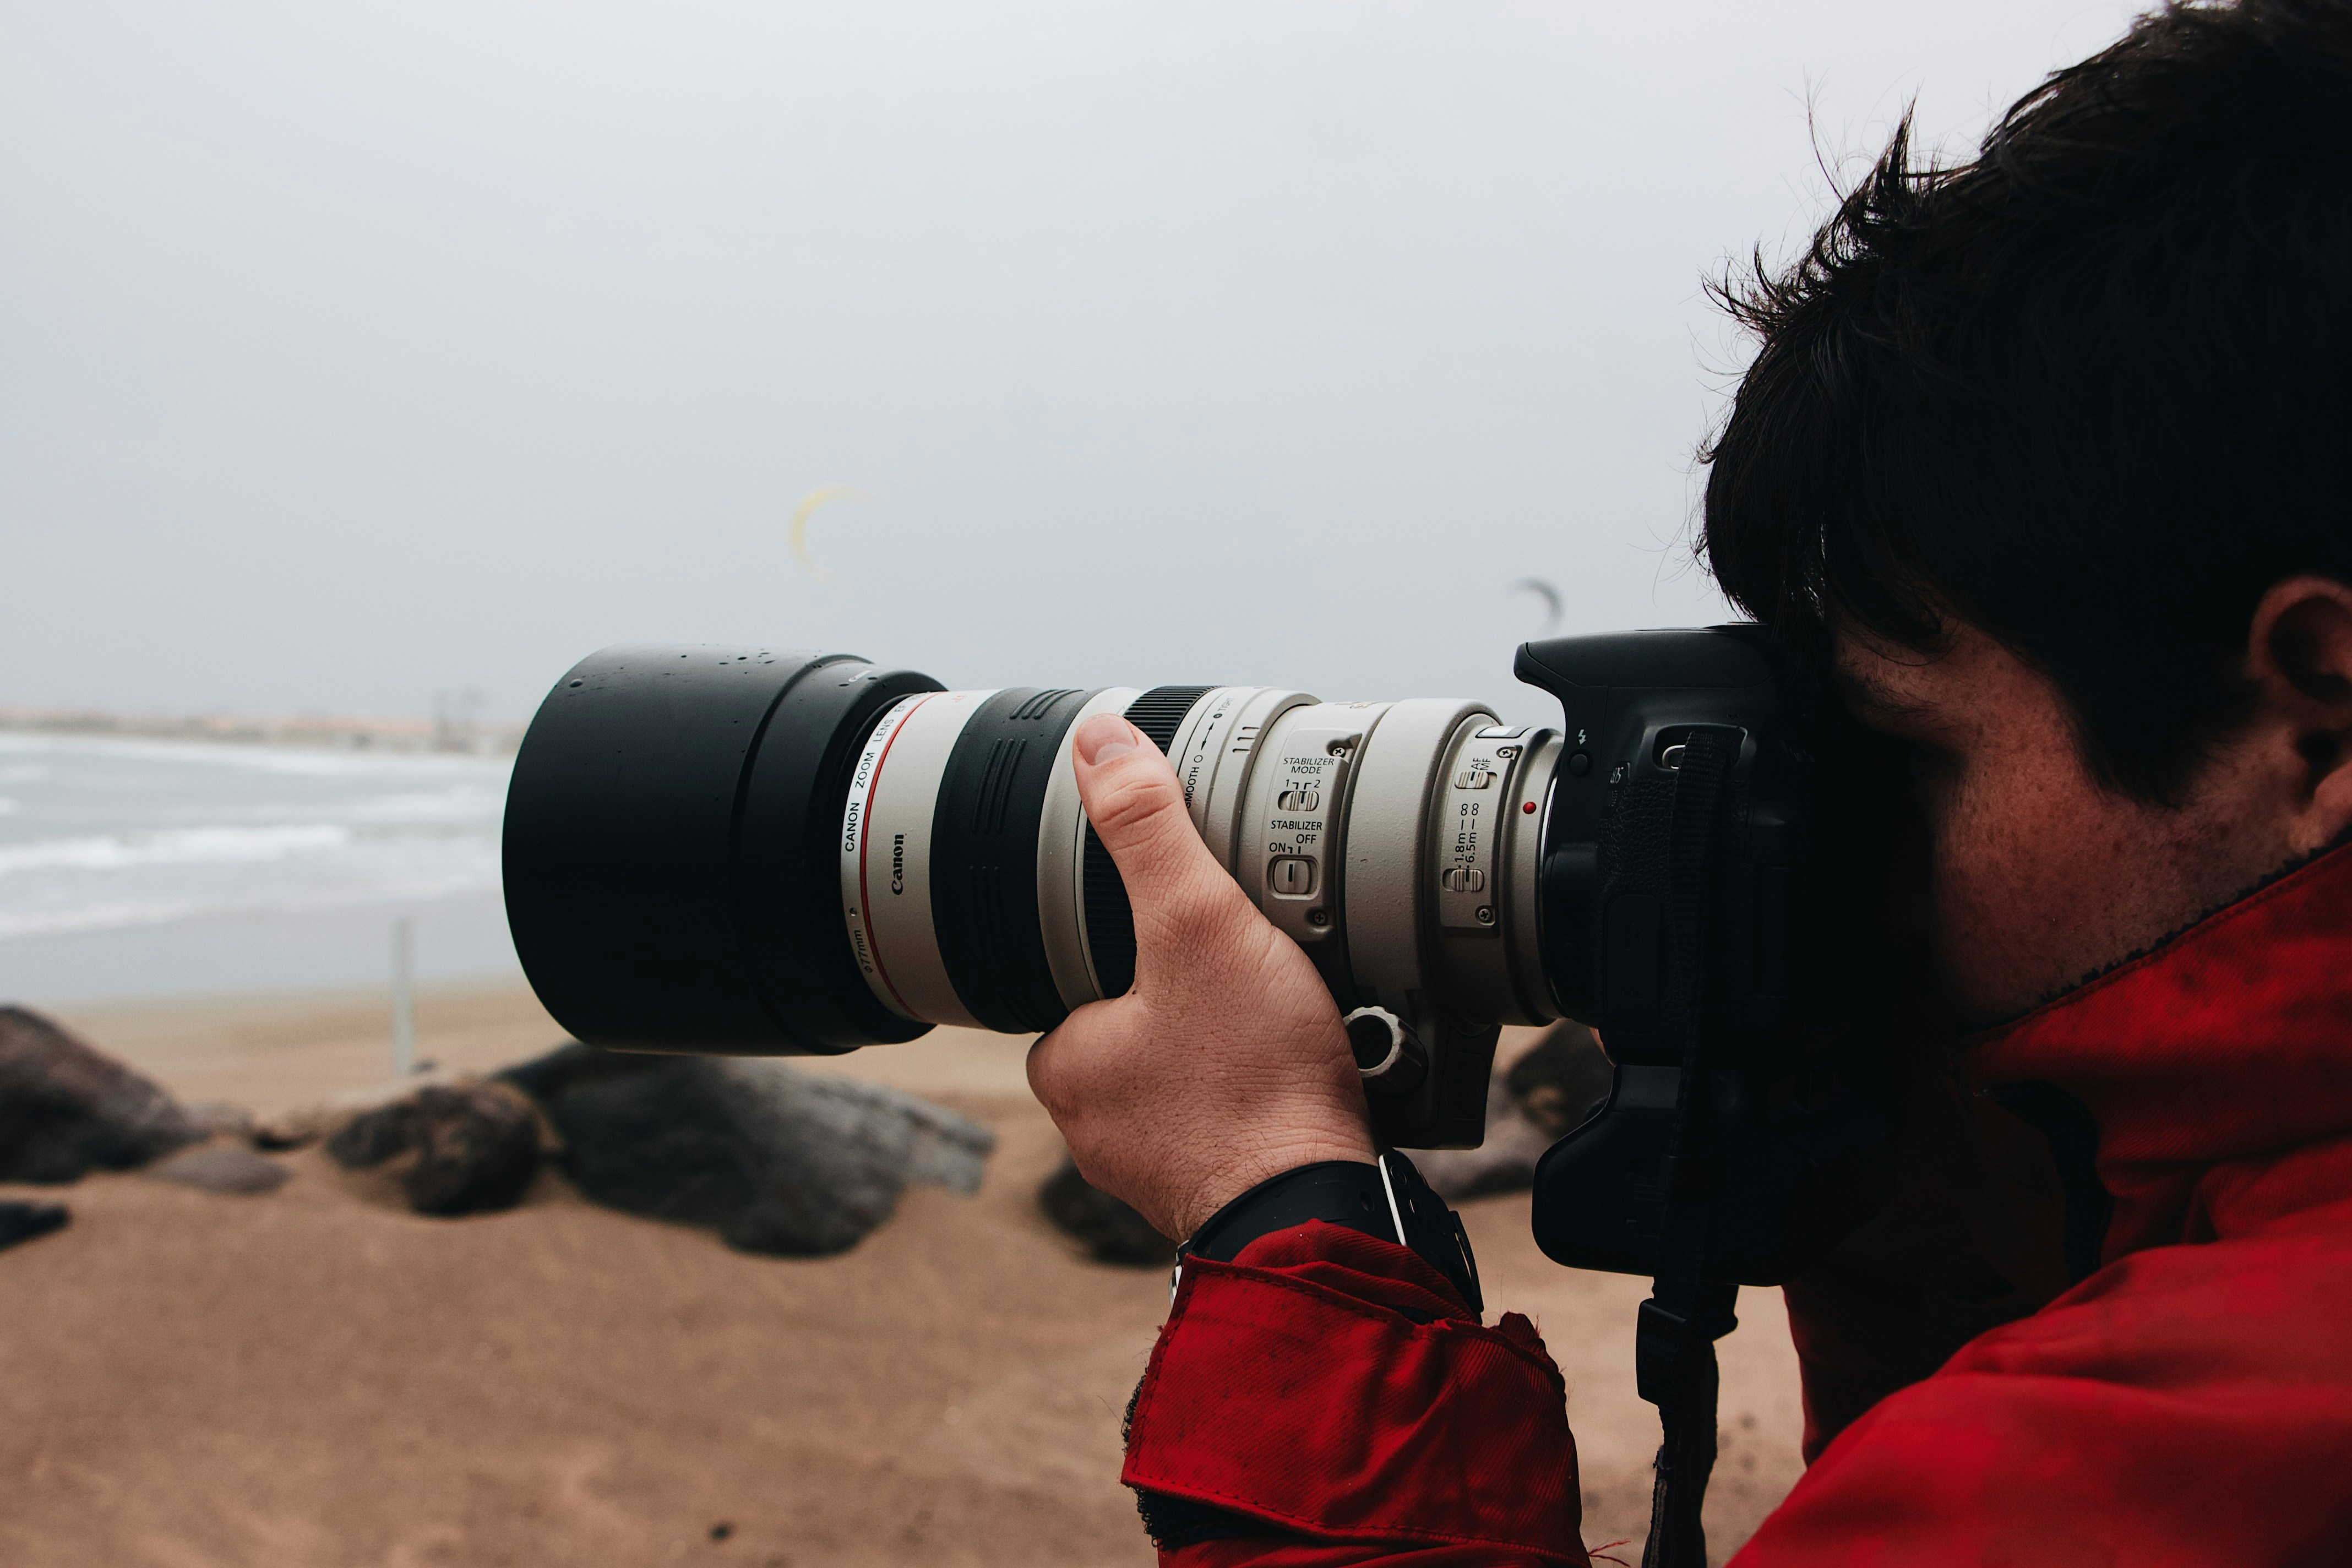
1070, 711, 1241, 939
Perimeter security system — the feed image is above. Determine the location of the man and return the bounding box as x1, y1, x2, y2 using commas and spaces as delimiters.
1027, 1, 2352, 1561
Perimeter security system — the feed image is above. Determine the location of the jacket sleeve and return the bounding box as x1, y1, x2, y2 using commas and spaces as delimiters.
1120, 1221, 1591, 1567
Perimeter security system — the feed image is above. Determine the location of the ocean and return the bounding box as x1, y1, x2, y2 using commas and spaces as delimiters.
0, 732, 518, 1004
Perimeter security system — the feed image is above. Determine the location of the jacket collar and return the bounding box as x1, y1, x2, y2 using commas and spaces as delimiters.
1967, 841, 2352, 1264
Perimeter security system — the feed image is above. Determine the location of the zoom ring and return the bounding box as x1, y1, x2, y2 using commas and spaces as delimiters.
1081, 687, 1216, 998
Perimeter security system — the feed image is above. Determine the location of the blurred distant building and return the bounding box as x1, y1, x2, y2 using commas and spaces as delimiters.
0, 704, 524, 755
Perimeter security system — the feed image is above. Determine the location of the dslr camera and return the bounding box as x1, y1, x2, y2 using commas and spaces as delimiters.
503, 630, 1903, 1287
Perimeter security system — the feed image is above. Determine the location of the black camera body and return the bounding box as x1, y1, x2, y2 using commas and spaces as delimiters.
1517, 629, 1903, 1284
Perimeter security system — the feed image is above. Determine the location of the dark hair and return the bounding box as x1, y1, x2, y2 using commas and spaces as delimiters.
1701, 0, 2352, 802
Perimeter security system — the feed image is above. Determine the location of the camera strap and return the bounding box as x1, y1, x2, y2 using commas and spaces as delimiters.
1635, 726, 1742, 1568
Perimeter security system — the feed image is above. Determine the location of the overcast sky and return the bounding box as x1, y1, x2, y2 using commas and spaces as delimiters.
3, 1, 2142, 726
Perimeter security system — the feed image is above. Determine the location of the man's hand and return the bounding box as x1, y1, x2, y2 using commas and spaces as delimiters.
1027, 713, 1376, 1241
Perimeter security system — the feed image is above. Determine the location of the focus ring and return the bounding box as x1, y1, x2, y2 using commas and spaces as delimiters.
1082, 686, 1216, 998
932, 688, 1098, 1033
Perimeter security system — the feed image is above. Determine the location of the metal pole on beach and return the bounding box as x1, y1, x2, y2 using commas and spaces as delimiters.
392, 916, 416, 1079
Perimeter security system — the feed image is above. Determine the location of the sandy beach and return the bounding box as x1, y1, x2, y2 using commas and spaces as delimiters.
1, 983, 1806, 1566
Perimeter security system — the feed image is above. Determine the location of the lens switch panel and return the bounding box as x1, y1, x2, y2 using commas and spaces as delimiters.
1439, 730, 1522, 933
1248, 718, 1364, 978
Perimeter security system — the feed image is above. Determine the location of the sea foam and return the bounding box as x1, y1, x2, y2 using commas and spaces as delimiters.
0, 734, 510, 942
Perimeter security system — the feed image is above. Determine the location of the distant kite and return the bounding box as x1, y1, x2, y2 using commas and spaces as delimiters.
789, 483, 871, 581
1510, 577, 1564, 634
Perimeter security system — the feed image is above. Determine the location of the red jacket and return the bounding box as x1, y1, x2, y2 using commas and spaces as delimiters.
1121, 845, 2352, 1565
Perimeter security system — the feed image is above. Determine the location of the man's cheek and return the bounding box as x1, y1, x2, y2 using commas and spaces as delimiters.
1926, 786, 2056, 1016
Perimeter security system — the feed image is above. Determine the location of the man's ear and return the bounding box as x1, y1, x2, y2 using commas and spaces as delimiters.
2246, 575, 2352, 839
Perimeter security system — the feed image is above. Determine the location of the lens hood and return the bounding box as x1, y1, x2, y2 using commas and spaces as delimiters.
503, 645, 941, 1054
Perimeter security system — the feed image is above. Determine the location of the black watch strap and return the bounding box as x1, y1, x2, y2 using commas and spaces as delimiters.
1175, 1151, 1483, 1315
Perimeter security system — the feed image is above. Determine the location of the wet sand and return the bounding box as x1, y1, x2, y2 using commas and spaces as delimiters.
1, 984, 1805, 1566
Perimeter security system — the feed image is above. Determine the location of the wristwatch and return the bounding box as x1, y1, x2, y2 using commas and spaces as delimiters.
1173, 1150, 1483, 1315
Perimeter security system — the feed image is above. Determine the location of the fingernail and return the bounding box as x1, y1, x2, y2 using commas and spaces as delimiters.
1076, 713, 1140, 766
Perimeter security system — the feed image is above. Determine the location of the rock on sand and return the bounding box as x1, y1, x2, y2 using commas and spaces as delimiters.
0, 1199, 70, 1251
502, 1044, 996, 1257
0, 1005, 201, 1183
325, 1081, 542, 1216
144, 1143, 292, 1196
1038, 1157, 1173, 1266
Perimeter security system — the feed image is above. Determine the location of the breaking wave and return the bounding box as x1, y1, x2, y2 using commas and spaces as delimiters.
0, 734, 511, 942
